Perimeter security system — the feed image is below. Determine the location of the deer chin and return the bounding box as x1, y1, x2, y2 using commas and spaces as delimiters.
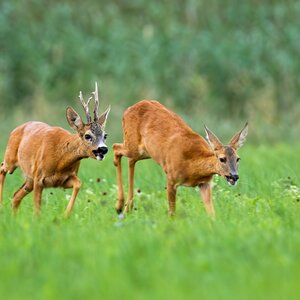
92, 150, 105, 161
96, 154, 104, 161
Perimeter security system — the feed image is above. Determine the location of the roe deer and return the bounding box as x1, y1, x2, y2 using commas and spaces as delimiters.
113, 100, 248, 218
0, 82, 110, 216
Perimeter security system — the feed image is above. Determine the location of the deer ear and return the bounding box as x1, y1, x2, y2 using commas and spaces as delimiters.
229, 122, 248, 149
98, 105, 111, 128
66, 107, 84, 130
204, 125, 223, 151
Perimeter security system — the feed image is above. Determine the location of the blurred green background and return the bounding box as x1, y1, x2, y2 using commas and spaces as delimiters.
0, 0, 300, 143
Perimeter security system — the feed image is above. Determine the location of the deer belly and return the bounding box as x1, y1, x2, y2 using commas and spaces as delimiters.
42, 174, 70, 188
181, 175, 213, 187
181, 179, 200, 187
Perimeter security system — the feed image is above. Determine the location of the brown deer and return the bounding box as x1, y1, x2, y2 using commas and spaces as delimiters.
113, 100, 248, 218
0, 82, 110, 216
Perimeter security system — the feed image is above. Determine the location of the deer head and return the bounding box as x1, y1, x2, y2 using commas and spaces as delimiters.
66, 82, 110, 161
204, 123, 248, 186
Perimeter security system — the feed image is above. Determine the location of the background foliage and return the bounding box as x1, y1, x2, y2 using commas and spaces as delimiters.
0, 0, 300, 142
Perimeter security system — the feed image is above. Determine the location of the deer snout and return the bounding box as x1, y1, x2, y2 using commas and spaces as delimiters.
92, 146, 108, 161
225, 174, 239, 186
99, 146, 108, 155
230, 174, 239, 181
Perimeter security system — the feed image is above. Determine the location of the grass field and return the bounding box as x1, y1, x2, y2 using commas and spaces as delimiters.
0, 144, 300, 300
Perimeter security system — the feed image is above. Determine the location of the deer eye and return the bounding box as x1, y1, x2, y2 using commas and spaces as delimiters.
219, 157, 227, 163
104, 133, 108, 139
237, 157, 241, 162
85, 134, 92, 141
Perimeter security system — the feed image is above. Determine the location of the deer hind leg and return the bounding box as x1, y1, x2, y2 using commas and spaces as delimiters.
0, 161, 18, 205
33, 181, 44, 216
12, 179, 33, 213
63, 176, 81, 217
199, 182, 215, 219
113, 143, 128, 214
0, 163, 7, 205
124, 158, 136, 213
167, 180, 177, 216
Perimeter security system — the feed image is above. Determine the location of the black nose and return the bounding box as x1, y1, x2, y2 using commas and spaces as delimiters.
231, 174, 239, 181
99, 146, 108, 155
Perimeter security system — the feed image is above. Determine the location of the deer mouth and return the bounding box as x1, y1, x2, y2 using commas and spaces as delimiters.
92, 149, 104, 161
225, 175, 238, 186
92, 146, 108, 161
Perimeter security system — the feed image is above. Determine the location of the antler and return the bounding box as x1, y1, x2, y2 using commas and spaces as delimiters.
78, 91, 93, 123
78, 82, 100, 123
92, 82, 99, 121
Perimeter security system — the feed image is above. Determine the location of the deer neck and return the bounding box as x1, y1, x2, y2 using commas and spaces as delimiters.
62, 134, 90, 164
194, 152, 220, 178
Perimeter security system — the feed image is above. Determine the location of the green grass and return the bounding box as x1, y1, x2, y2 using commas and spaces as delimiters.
0, 145, 300, 300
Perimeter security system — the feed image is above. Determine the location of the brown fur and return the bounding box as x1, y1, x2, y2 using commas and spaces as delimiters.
113, 100, 248, 217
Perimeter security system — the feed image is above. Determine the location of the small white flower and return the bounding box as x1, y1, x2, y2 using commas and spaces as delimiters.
86, 189, 94, 195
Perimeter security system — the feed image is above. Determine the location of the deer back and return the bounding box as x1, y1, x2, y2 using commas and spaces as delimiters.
123, 100, 213, 173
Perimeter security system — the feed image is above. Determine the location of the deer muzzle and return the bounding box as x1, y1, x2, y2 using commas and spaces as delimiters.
225, 174, 239, 186
93, 146, 108, 161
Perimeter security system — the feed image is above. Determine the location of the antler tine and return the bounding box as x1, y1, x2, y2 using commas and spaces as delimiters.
92, 82, 99, 121
78, 91, 92, 123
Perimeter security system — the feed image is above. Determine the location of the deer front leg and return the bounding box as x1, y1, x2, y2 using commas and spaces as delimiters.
167, 180, 177, 216
124, 158, 136, 213
64, 176, 81, 217
113, 143, 126, 214
199, 182, 215, 218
